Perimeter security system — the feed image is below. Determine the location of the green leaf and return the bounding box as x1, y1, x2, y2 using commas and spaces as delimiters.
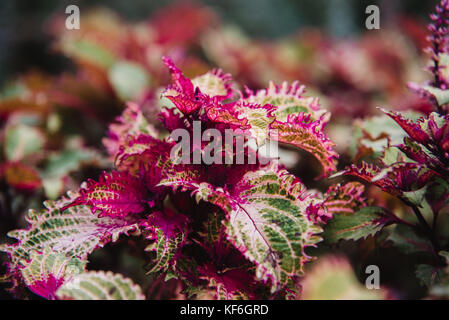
56, 271, 145, 300
323, 207, 393, 243
108, 61, 150, 101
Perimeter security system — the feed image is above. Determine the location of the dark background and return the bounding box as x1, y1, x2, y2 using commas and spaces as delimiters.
0, 0, 435, 86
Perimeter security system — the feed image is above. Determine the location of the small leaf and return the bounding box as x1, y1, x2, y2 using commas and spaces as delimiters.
415, 264, 443, 288
269, 114, 338, 177
224, 166, 322, 292
323, 207, 394, 243
1, 162, 41, 191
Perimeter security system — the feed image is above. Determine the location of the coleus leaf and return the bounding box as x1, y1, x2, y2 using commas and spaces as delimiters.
243, 81, 330, 125
162, 57, 209, 115
241, 81, 336, 176
323, 207, 396, 243
61, 171, 151, 218
300, 256, 390, 300
340, 161, 431, 198
382, 110, 449, 178
20, 248, 86, 299
307, 182, 367, 224
56, 271, 145, 300
144, 210, 189, 274
191, 69, 235, 101
103, 102, 158, 158
422, 86, 449, 106
1, 162, 42, 191
0, 190, 142, 274
161, 58, 338, 177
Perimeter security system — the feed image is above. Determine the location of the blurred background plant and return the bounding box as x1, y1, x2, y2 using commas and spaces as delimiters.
0, 0, 446, 300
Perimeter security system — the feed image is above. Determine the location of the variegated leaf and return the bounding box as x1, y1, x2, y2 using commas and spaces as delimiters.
243, 81, 330, 124
144, 211, 189, 274
56, 271, 145, 300
20, 248, 86, 299
191, 69, 234, 100
323, 207, 395, 243
0, 190, 142, 271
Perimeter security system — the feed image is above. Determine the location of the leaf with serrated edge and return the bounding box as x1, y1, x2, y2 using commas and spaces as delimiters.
0, 189, 142, 273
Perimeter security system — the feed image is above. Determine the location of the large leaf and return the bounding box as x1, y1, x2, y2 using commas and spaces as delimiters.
56, 271, 145, 300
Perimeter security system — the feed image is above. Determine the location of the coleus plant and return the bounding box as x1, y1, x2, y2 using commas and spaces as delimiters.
0, 52, 374, 299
